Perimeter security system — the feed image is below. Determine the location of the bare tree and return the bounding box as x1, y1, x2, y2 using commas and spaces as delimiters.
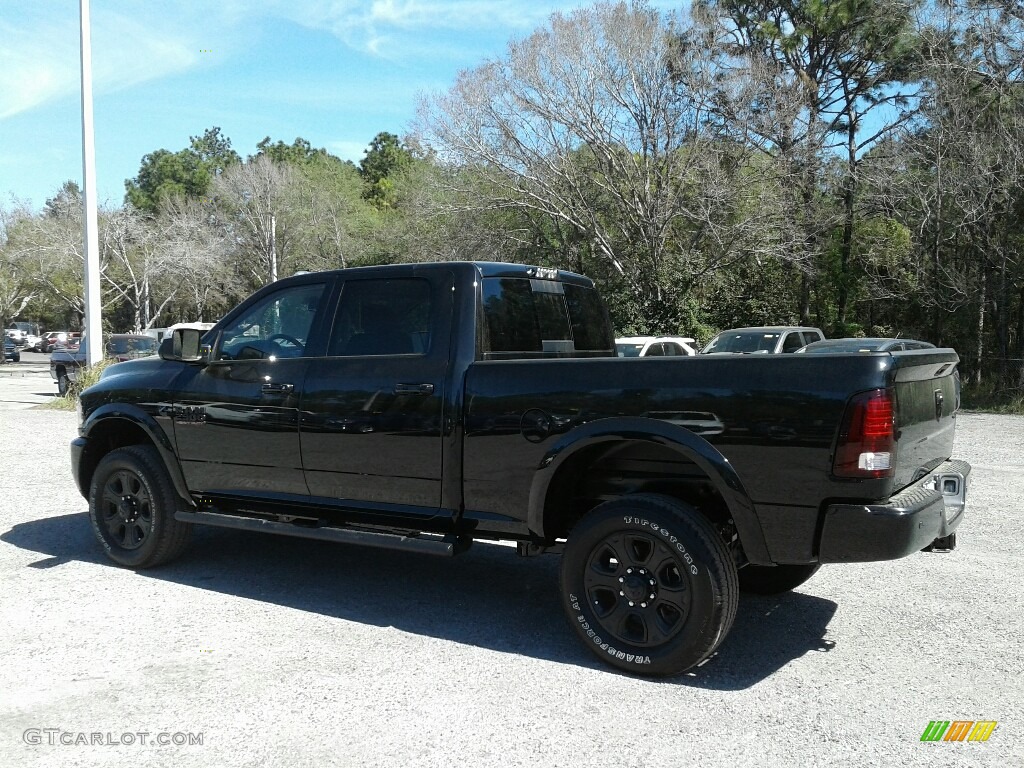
101, 206, 179, 331
414, 1, 774, 328
160, 195, 235, 322
213, 155, 295, 287
863, 0, 1024, 386
0, 203, 40, 336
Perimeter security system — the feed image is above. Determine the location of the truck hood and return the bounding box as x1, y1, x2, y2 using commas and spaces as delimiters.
99, 355, 168, 381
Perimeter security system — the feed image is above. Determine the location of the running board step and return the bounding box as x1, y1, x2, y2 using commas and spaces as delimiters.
174, 510, 469, 556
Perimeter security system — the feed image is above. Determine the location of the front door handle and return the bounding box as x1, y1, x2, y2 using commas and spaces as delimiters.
394, 383, 434, 395
261, 382, 295, 394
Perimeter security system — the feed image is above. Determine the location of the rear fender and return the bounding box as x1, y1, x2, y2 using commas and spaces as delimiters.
527, 417, 771, 565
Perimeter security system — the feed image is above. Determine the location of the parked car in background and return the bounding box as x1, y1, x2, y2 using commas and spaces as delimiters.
41, 332, 69, 353
3, 336, 20, 363
141, 327, 170, 343
701, 326, 825, 354
143, 323, 215, 344
50, 333, 159, 395
6, 327, 26, 347
7, 321, 41, 348
797, 337, 935, 353
616, 335, 698, 357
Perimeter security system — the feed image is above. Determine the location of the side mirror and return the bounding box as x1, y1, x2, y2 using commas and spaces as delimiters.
159, 328, 209, 363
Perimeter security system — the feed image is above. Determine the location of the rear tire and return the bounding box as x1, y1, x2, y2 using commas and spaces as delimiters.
88, 445, 191, 568
57, 373, 70, 396
560, 494, 738, 676
739, 563, 821, 595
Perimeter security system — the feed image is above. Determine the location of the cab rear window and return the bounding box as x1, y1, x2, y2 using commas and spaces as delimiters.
479, 277, 614, 359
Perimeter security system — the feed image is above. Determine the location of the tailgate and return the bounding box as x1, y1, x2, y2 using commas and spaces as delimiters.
891, 350, 960, 492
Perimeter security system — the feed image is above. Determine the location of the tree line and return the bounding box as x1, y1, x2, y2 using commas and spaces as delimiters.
1, 0, 1021, 400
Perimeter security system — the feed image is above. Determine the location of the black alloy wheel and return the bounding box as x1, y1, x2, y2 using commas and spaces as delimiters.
561, 494, 738, 676
99, 468, 154, 551
88, 445, 191, 568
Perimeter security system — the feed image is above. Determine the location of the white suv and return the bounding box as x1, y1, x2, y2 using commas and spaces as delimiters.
701, 326, 825, 354
616, 336, 698, 357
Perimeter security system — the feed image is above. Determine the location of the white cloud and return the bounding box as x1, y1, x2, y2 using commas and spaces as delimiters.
0, 17, 78, 119
326, 139, 372, 163
278, 1, 605, 58
0, 7, 203, 120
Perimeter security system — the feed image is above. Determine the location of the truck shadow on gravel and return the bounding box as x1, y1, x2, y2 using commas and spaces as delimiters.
3, 512, 837, 689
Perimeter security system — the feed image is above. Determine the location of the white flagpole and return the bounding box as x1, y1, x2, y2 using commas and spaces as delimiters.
80, 0, 102, 365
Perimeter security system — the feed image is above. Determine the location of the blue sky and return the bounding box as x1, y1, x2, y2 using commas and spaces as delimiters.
0, 1, 678, 212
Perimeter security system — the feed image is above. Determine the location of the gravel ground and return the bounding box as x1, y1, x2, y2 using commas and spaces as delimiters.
0, 407, 1020, 768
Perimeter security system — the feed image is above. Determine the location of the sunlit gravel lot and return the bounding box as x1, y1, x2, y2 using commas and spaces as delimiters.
1, 398, 1020, 768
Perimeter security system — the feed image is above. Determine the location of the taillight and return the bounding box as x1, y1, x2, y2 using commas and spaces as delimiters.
834, 388, 895, 478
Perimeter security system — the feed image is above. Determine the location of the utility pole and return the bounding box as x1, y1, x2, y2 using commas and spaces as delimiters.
80, 0, 102, 365
269, 213, 277, 283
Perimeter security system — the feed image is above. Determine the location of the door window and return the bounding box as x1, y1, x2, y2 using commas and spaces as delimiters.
216, 283, 325, 361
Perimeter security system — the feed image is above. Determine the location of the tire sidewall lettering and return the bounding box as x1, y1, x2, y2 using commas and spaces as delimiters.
621, 515, 701, 576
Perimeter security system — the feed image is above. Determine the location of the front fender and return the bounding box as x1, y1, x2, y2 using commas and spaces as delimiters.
76, 402, 193, 506
527, 417, 771, 565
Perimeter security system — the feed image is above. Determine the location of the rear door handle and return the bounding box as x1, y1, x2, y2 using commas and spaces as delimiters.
261, 382, 294, 394
394, 383, 434, 395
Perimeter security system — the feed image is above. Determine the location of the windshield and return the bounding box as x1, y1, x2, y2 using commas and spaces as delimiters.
616, 343, 644, 357
105, 337, 158, 356
703, 331, 781, 354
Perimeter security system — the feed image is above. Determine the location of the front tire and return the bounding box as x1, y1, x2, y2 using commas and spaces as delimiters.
88, 445, 191, 568
739, 563, 821, 595
560, 494, 738, 676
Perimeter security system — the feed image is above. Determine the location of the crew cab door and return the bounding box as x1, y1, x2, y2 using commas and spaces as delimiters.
171, 279, 330, 497
299, 271, 453, 512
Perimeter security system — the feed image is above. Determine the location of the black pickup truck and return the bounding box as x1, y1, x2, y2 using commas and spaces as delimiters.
70, 262, 970, 675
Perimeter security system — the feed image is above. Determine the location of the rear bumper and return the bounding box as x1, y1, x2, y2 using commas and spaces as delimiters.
819, 459, 971, 563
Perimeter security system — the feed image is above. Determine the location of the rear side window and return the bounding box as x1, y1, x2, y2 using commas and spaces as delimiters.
480, 277, 614, 359
782, 333, 804, 353
328, 279, 432, 356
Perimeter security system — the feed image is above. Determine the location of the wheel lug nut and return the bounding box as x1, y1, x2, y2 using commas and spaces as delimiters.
628, 601, 634, 607
649, 593, 656, 599
640, 602, 647, 608
626, 568, 632, 573
649, 579, 655, 585
618, 577, 624, 583
619, 591, 625, 596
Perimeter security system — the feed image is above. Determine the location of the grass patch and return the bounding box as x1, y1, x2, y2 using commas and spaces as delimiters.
960, 382, 1024, 414
39, 358, 114, 411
